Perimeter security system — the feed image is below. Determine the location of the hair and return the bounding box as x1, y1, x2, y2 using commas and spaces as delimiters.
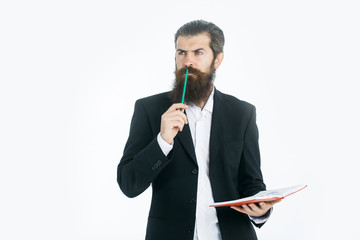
174, 20, 225, 58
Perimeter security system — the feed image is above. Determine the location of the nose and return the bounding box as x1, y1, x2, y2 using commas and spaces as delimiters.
185, 63, 193, 68
184, 55, 194, 68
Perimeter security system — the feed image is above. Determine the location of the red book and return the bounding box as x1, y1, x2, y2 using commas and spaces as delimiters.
209, 184, 307, 207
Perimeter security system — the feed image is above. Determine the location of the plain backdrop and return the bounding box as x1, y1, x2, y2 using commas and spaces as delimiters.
1, 0, 359, 239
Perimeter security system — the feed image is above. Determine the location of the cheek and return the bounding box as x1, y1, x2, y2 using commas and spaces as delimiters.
175, 59, 183, 69
201, 58, 213, 70
199, 63, 211, 73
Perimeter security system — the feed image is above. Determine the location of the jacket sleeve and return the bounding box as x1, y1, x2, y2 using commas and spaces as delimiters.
238, 105, 268, 228
238, 105, 266, 197
117, 99, 173, 198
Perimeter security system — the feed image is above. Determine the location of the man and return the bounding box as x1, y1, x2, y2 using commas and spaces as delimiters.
117, 20, 280, 240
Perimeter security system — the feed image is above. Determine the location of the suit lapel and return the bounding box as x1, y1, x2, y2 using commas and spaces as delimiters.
173, 88, 227, 166
177, 122, 197, 164
165, 93, 197, 164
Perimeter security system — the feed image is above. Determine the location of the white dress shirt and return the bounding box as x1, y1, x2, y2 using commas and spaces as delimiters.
157, 87, 269, 240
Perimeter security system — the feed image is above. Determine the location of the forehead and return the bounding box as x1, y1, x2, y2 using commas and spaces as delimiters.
176, 33, 211, 50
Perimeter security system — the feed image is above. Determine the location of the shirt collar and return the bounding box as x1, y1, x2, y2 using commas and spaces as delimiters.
186, 86, 214, 114
202, 86, 214, 114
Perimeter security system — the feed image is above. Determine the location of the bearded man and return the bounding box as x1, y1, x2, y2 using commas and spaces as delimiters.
117, 20, 279, 240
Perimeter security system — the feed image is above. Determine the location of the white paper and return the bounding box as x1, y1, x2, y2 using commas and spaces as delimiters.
210, 184, 307, 207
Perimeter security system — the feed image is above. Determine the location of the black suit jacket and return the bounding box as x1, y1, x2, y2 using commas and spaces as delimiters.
117, 88, 267, 240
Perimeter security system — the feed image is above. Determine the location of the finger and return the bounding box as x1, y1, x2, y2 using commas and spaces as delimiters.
165, 110, 188, 124
249, 203, 270, 216
230, 206, 248, 214
256, 202, 271, 210
247, 203, 264, 215
169, 119, 185, 131
164, 105, 185, 115
165, 114, 186, 126
257, 203, 274, 216
258, 202, 267, 209
248, 203, 261, 212
179, 111, 188, 124
169, 103, 189, 111
239, 204, 255, 215
178, 111, 188, 124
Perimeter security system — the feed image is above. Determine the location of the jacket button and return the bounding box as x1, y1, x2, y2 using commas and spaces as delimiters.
191, 169, 198, 174
190, 199, 196, 204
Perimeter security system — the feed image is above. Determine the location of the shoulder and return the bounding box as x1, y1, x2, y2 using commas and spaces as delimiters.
133, 92, 172, 117
216, 89, 255, 113
135, 91, 171, 106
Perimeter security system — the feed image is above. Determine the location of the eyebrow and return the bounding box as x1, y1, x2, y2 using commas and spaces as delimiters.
176, 48, 207, 53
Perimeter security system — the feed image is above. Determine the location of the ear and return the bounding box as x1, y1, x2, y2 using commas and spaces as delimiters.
214, 52, 224, 70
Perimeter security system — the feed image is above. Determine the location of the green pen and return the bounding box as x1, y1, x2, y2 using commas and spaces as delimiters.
180, 69, 188, 111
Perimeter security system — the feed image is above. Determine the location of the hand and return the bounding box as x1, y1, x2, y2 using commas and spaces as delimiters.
160, 103, 188, 144
230, 199, 282, 217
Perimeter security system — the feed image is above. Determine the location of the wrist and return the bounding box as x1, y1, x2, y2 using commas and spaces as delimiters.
160, 133, 173, 145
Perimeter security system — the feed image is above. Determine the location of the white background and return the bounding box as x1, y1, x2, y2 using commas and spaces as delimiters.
1, 0, 359, 239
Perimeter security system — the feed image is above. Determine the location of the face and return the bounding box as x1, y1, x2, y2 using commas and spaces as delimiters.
175, 33, 223, 73
169, 33, 224, 106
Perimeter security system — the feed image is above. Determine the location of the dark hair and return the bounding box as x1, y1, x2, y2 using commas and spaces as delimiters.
174, 20, 225, 58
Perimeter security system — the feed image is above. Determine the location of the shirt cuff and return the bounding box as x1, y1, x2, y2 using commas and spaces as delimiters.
157, 133, 173, 156
248, 207, 273, 224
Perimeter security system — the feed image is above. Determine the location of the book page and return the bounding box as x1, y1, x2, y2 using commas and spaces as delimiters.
209, 184, 307, 207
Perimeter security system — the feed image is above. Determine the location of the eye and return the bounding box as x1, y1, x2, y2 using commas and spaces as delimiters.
195, 50, 203, 55
178, 51, 185, 55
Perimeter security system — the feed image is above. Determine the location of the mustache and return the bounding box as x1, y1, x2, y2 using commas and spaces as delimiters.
175, 66, 207, 78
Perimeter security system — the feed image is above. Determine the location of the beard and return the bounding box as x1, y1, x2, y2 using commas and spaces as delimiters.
169, 63, 216, 106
